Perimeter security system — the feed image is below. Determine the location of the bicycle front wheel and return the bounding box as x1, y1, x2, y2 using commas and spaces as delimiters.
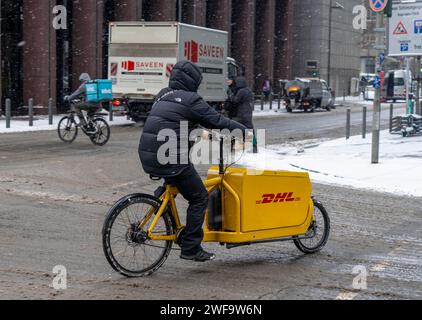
90, 118, 110, 146
102, 194, 173, 278
58, 116, 78, 143
294, 199, 330, 254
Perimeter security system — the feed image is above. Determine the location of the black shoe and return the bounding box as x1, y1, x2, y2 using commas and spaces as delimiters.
181, 250, 216, 262
86, 127, 97, 134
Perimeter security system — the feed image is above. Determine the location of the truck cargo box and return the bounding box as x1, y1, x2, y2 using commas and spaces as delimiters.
108, 22, 228, 103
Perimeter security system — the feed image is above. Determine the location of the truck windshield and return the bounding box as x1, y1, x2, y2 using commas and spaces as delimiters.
228, 62, 238, 80
394, 78, 405, 86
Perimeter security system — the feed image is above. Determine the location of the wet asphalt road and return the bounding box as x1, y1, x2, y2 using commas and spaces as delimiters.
0, 102, 420, 300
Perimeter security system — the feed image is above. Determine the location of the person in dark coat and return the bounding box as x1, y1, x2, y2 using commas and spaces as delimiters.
228, 76, 258, 152
262, 78, 272, 102
139, 60, 246, 262
224, 77, 237, 119
229, 76, 255, 129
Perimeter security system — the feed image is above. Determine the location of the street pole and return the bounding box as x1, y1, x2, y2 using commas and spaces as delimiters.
405, 57, 411, 114
371, 13, 383, 164
0, 0, 2, 116
178, 0, 182, 22
417, 56, 421, 115
327, 0, 333, 88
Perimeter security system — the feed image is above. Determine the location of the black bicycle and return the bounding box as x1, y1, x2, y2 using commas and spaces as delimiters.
58, 100, 111, 146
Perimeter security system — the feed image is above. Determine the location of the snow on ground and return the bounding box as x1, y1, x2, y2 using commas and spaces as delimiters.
239, 131, 422, 197
254, 102, 287, 117
337, 94, 375, 105
0, 114, 135, 134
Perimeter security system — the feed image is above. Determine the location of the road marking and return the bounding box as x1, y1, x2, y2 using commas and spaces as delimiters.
371, 263, 388, 272
335, 292, 359, 300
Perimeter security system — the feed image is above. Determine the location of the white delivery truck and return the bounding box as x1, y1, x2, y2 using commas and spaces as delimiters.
108, 22, 241, 122
382, 70, 413, 102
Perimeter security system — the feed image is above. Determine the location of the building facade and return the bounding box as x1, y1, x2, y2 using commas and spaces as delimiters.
291, 0, 362, 96
0, 0, 361, 113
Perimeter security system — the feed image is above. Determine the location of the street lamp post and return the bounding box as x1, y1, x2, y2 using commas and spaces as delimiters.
178, 0, 183, 22
327, 0, 344, 89
372, 12, 384, 164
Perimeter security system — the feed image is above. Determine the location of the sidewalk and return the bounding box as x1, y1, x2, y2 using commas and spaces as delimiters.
239, 130, 422, 197
0, 114, 135, 134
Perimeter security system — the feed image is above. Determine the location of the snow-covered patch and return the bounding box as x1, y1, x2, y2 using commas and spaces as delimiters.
0, 114, 135, 134
254, 102, 287, 118
239, 131, 422, 197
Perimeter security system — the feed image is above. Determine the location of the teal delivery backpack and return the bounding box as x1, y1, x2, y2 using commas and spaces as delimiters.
85, 80, 113, 103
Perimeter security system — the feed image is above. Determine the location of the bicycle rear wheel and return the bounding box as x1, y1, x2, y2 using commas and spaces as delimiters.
58, 116, 78, 143
90, 118, 110, 146
102, 194, 173, 278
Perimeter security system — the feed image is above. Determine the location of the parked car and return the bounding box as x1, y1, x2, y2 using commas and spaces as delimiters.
284, 78, 334, 113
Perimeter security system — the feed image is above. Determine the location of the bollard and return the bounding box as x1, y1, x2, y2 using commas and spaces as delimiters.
261, 94, 264, 111
6, 99, 11, 129
346, 108, 351, 140
109, 102, 114, 122
269, 93, 273, 110
28, 98, 34, 127
48, 98, 53, 125
389, 103, 394, 133
278, 94, 281, 110
362, 107, 367, 139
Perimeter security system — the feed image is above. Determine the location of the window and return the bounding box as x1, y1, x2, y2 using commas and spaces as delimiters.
394, 78, 405, 86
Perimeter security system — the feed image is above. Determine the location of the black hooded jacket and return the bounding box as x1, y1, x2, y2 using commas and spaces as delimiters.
229, 77, 254, 129
139, 61, 247, 177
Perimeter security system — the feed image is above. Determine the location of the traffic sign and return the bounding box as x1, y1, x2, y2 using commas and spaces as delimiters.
379, 53, 385, 65
388, 2, 422, 56
393, 22, 408, 35
369, 0, 388, 13
373, 76, 381, 89
415, 20, 422, 34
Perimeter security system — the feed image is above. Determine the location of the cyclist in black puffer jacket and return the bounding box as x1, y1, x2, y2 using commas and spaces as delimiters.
139, 60, 246, 262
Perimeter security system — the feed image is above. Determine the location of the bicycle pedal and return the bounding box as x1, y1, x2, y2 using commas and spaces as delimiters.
175, 228, 185, 247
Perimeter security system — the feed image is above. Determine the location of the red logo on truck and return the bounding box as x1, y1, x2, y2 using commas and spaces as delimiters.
184, 41, 225, 63
122, 60, 135, 71
184, 41, 199, 63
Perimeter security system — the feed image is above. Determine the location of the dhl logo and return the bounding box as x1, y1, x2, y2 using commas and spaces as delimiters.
256, 193, 301, 205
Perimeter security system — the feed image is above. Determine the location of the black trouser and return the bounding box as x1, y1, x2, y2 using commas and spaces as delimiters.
166, 165, 209, 256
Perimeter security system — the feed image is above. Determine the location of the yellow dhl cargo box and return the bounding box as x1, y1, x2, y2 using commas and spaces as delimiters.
207, 167, 313, 233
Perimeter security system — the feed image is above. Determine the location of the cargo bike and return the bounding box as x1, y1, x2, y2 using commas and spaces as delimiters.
102, 136, 330, 277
